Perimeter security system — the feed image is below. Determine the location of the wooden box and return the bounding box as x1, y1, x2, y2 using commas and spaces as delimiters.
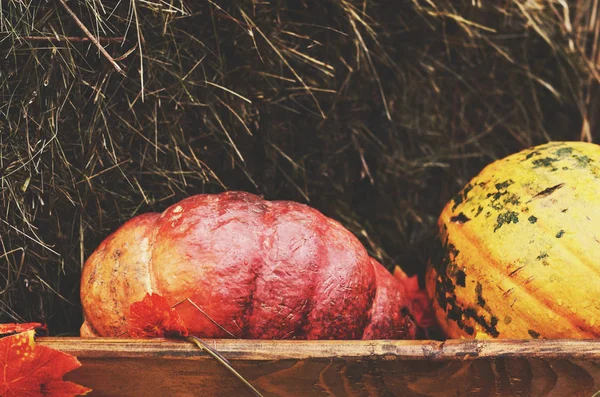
40, 338, 600, 396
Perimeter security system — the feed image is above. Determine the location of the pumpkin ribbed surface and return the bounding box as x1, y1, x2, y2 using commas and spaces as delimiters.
426, 141, 600, 339
80, 191, 416, 340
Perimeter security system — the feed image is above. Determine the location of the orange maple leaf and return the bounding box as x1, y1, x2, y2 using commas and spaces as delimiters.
393, 266, 438, 329
0, 329, 91, 397
0, 322, 47, 336
128, 293, 189, 338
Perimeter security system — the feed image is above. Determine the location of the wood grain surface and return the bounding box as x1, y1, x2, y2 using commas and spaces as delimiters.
39, 338, 600, 397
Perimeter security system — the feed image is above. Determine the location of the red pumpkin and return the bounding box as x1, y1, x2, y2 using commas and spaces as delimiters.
80, 191, 416, 340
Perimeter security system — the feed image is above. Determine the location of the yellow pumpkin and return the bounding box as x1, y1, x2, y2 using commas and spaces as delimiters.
426, 141, 600, 339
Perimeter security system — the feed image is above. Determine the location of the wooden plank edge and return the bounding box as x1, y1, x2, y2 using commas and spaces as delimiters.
37, 338, 600, 361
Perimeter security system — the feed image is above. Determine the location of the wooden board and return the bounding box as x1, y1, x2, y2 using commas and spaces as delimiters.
39, 338, 600, 397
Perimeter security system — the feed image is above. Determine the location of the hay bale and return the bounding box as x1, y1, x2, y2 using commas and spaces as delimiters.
0, 0, 597, 334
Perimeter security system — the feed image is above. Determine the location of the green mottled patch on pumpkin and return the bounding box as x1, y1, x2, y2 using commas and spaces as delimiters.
556, 229, 565, 238
475, 205, 483, 217
432, 233, 500, 338
455, 270, 466, 287
488, 191, 507, 207
464, 308, 500, 338
524, 151, 540, 161
495, 180, 514, 190
494, 211, 519, 232
532, 157, 559, 170
528, 329, 541, 338
451, 193, 464, 210
573, 155, 592, 168
528, 215, 537, 224
452, 183, 474, 211
504, 194, 520, 206
475, 282, 486, 307
484, 179, 521, 212
450, 212, 471, 223
536, 252, 548, 260
430, 234, 460, 277
492, 191, 504, 201
450, 244, 460, 258
554, 147, 573, 157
